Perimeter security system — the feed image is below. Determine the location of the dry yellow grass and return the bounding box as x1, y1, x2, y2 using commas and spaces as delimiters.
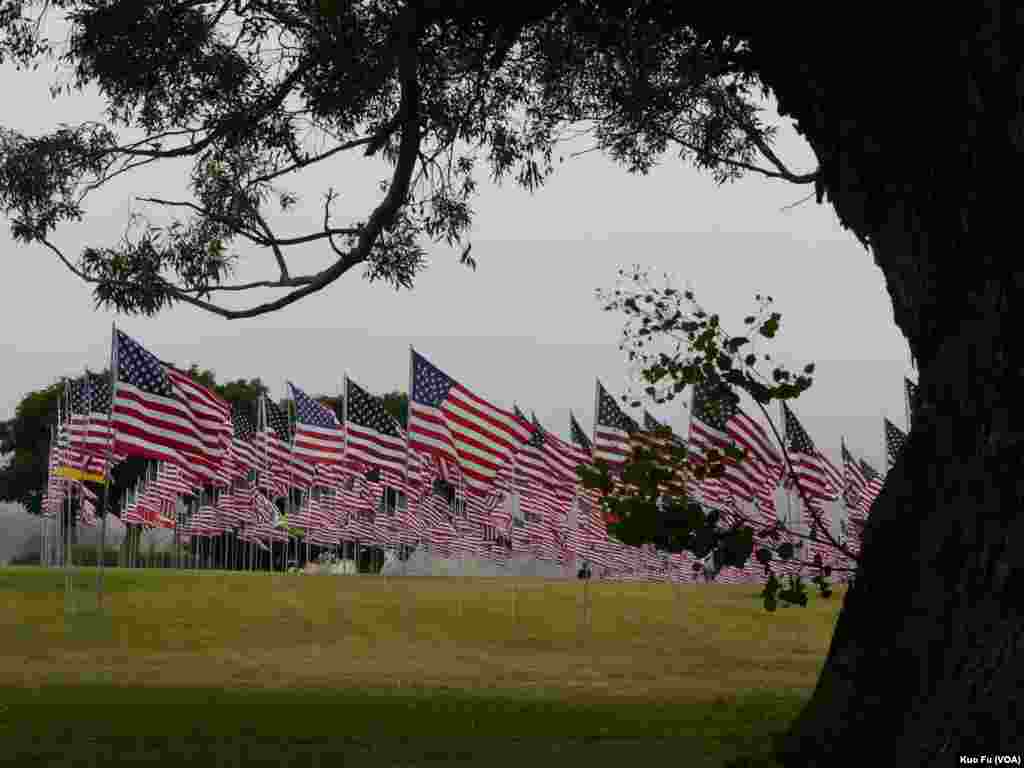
1, 568, 843, 703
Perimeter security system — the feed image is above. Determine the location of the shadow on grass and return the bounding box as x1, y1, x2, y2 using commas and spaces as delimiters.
0, 684, 800, 767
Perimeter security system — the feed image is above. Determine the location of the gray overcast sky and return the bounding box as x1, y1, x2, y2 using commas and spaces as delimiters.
0, 44, 912, 472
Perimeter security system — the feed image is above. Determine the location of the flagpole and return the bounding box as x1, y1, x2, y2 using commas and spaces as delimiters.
780, 399, 795, 563
404, 353, 413, 579
97, 325, 116, 609
62, 379, 76, 614
882, 416, 888, 475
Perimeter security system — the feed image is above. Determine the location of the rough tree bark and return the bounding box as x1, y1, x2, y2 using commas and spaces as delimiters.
746, 4, 1024, 764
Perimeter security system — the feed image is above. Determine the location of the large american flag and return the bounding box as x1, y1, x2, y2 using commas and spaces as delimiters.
407, 349, 530, 495
345, 376, 406, 473
288, 381, 345, 464
884, 418, 907, 470
782, 403, 841, 512
593, 381, 637, 466
112, 330, 213, 468
689, 381, 782, 506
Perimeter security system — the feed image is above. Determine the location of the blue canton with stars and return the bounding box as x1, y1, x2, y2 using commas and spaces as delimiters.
411, 350, 456, 408
232, 407, 255, 441
263, 396, 293, 442
68, 372, 111, 415
596, 381, 638, 433
569, 412, 591, 451
884, 418, 906, 465
783, 402, 817, 454
346, 377, 401, 437
288, 382, 340, 427
116, 331, 174, 397
527, 414, 545, 449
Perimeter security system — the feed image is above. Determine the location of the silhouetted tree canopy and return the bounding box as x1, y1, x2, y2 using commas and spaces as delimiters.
1, 1, 815, 319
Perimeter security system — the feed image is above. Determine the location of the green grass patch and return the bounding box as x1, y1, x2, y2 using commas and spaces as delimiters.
0, 683, 802, 767
0, 566, 842, 766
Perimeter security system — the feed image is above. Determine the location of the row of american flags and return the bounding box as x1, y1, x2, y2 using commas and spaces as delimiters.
41, 328, 911, 582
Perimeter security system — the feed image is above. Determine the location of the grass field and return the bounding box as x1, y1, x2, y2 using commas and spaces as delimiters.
0, 567, 844, 766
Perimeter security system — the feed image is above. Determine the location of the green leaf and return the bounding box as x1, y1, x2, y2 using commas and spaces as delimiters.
759, 313, 781, 338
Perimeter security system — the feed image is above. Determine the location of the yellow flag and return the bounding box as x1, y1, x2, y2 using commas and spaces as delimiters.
55, 466, 107, 484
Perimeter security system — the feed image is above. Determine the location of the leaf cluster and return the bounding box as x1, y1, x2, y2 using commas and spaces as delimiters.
577, 269, 841, 609
601, 266, 814, 410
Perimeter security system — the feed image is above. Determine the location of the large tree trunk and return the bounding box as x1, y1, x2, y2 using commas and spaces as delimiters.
744, 4, 1024, 765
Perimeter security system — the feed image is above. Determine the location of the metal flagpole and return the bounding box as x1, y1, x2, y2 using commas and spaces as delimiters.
97, 325, 116, 609
882, 415, 889, 475
56, 391, 63, 570
260, 393, 270, 573
45, 425, 55, 567
284, 381, 295, 574
63, 381, 75, 615
780, 400, 795, 564
343, 370, 354, 577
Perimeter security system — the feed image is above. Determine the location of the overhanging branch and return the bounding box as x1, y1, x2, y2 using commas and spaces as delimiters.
160, 21, 423, 320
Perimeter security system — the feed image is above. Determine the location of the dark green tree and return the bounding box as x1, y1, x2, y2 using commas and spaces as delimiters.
379, 390, 408, 428
0, 379, 66, 513
0, 2, 1012, 764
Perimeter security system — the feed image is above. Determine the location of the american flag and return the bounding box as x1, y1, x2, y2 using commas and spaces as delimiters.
593, 381, 637, 466
263, 396, 292, 443
345, 376, 406, 473
255, 395, 314, 489
229, 405, 258, 473
163, 367, 231, 457
782, 403, 840, 506
533, 414, 589, 488
884, 418, 906, 470
66, 372, 116, 461
112, 330, 212, 468
689, 381, 782, 505
841, 440, 867, 511
407, 349, 530, 495
858, 458, 884, 512
288, 381, 345, 464
569, 411, 592, 455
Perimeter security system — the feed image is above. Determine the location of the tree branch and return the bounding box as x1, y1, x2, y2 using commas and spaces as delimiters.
160, 14, 423, 320
715, 94, 817, 184
115, 60, 312, 160
665, 127, 817, 184
751, 398, 860, 567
